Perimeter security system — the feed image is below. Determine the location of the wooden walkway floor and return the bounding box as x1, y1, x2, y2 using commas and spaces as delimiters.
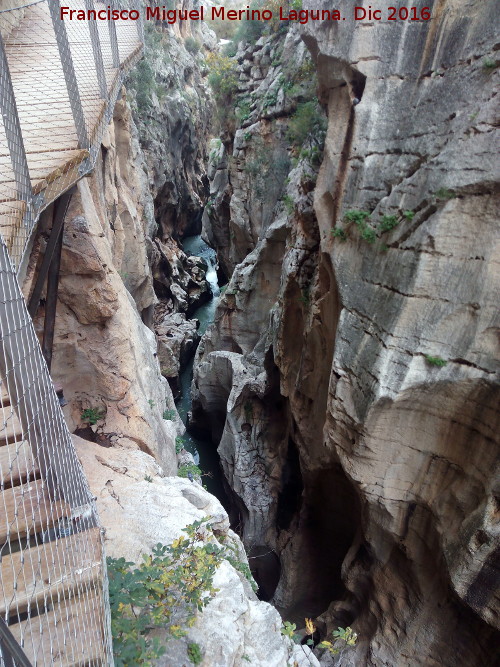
0, 3, 141, 662
0, 387, 106, 665
0, 0, 142, 259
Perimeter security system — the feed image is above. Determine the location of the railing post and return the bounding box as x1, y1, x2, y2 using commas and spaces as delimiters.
0, 237, 91, 511
133, 0, 144, 44
0, 34, 32, 206
108, 0, 120, 68
84, 0, 108, 98
48, 0, 89, 149
0, 618, 33, 667
27, 188, 74, 319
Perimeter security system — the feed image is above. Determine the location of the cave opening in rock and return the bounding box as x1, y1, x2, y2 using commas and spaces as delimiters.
248, 545, 282, 602
281, 463, 361, 622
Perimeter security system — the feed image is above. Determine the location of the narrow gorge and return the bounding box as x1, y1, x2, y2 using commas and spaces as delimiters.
23, 1, 499, 665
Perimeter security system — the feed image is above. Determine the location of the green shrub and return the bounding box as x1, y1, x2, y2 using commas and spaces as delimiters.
81, 408, 105, 425
360, 226, 377, 244
424, 354, 447, 367
379, 215, 399, 232
344, 210, 370, 225
163, 409, 176, 420
342, 210, 378, 244
178, 462, 202, 478
403, 210, 415, 220
223, 542, 258, 593
234, 0, 267, 44
223, 41, 238, 58
287, 101, 327, 148
282, 618, 357, 656
434, 188, 456, 200
319, 626, 358, 655
206, 52, 239, 127
236, 101, 252, 123
107, 519, 225, 666
282, 194, 295, 214
482, 57, 496, 71
184, 36, 200, 54
331, 227, 347, 241
175, 436, 185, 454
187, 643, 203, 665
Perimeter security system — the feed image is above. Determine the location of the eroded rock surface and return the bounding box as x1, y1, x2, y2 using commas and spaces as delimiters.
75, 435, 317, 667
23, 96, 178, 474
193, 1, 500, 664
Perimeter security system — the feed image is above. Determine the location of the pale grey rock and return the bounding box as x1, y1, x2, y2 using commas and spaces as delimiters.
75, 436, 307, 667
194, 1, 500, 664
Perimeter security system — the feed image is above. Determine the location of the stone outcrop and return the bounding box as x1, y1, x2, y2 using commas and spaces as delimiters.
23, 94, 179, 474
125, 12, 215, 385
128, 5, 214, 240
193, 2, 500, 664
75, 435, 318, 667
202, 28, 316, 278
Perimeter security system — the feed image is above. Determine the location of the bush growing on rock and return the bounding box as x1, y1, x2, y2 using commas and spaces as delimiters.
287, 101, 327, 149
207, 53, 238, 99
107, 519, 224, 666
185, 36, 200, 55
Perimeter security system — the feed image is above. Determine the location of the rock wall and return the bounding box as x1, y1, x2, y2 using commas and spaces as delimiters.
125, 11, 218, 388
193, 1, 500, 664
129, 1, 215, 241
74, 434, 317, 667
203, 28, 315, 278
19, 10, 312, 664
24, 92, 179, 474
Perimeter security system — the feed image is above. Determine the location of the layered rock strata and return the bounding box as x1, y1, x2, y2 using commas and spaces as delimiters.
193, 1, 500, 664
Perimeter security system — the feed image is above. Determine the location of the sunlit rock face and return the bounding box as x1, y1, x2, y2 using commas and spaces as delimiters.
75, 435, 318, 667
194, 0, 500, 663
22, 94, 178, 475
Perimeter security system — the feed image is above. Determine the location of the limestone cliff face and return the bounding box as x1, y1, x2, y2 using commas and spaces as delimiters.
193, 1, 500, 664
126, 13, 217, 387
129, 2, 214, 241
202, 28, 313, 278
74, 435, 317, 667
21, 14, 309, 664
24, 93, 179, 474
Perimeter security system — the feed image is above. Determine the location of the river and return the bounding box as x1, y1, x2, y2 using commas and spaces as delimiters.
176, 235, 229, 507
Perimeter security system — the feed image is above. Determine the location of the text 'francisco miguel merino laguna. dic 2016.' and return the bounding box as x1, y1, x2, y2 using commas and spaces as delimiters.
59, 5, 433, 24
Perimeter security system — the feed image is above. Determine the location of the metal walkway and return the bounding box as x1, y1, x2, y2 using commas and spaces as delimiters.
0, 1, 144, 664
0, 0, 143, 272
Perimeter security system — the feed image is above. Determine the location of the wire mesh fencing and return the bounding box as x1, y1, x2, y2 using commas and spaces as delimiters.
0, 236, 113, 665
0, 0, 143, 273
0, 0, 145, 663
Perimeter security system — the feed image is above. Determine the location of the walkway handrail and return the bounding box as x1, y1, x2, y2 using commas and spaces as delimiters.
0, 0, 144, 274
0, 2, 144, 664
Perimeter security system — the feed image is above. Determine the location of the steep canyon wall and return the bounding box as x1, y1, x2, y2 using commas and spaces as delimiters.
20, 7, 314, 664
193, 1, 500, 664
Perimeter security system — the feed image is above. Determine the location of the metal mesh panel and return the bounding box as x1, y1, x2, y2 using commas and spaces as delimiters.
0, 0, 143, 273
0, 237, 113, 665
0, 1, 144, 663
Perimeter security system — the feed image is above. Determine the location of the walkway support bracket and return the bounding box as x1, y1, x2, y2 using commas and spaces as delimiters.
27, 187, 74, 320
0, 618, 33, 667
